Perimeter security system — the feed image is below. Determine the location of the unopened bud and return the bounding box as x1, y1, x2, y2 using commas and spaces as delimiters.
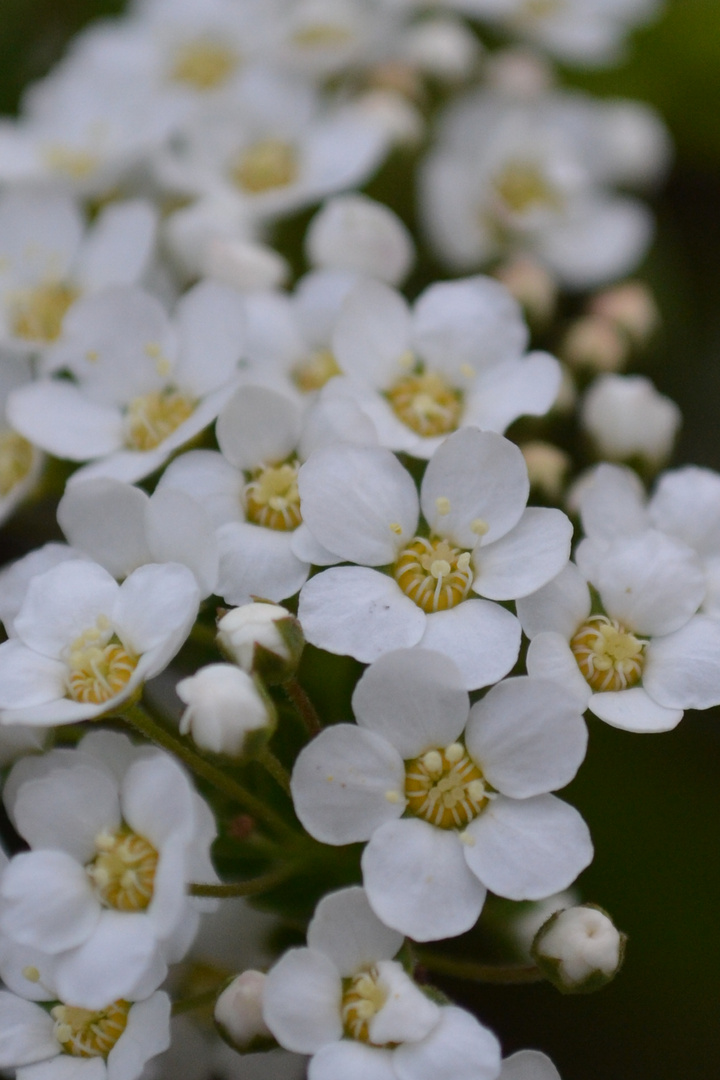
202, 238, 289, 292
217, 602, 304, 685
562, 315, 628, 373
177, 664, 275, 758
484, 48, 554, 98
521, 442, 570, 501
532, 904, 626, 994
581, 374, 681, 469
401, 18, 481, 81
494, 256, 558, 327
215, 971, 274, 1053
589, 281, 660, 347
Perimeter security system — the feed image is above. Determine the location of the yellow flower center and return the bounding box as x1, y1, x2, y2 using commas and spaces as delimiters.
11, 282, 78, 343
52, 1001, 130, 1058
44, 146, 100, 180
386, 371, 463, 438
123, 389, 195, 451
171, 40, 239, 91
245, 462, 302, 531
230, 139, 299, 194
0, 432, 34, 496
342, 967, 388, 1044
290, 23, 354, 48
493, 162, 560, 216
395, 536, 473, 613
291, 348, 341, 393
65, 616, 138, 705
86, 826, 159, 912
570, 615, 646, 692
405, 742, 489, 830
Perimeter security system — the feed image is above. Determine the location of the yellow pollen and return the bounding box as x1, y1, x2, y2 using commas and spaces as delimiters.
570, 615, 646, 692
230, 139, 299, 194
170, 41, 239, 91
471, 518, 489, 536
0, 432, 34, 496
11, 282, 78, 343
493, 162, 560, 216
389, 522, 403, 535
386, 371, 462, 438
436, 497, 451, 515
460, 363, 475, 379
405, 744, 489, 830
291, 23, 354, 48
385, 790, 401, 804
22, 966, 41, 983
291, 348, 341, 393
395, 536, 473, 613
87, 827, 159, 912
123, 389, 195, 452
245, 462, 302, 531
65, 617, 138, 705
342, 968, 388, 1045
52, 1001, 130, 1058
397, 350, 415, 371
44, 146, 99, 180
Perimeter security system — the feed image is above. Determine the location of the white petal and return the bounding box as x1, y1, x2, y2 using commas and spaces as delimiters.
0, 641, 67, 708
0, 188, 82, 286
473, 508, 572, 601
145, 488, 219, 597
216, 385, 301, 470
57, 479, 152, 580
298, 568, 425, 663
174, 280, 246, 396
578, 463, 648, 544
308, 886, 403, 977
309, 1041, 395, 1080
8, 382, 123, 461
298, 444, 418, 565
290, 524, 342, 567
596, 531, 706, 636
263, 948, 342, 1054
466, 677, 587, 798
54, 911, 163, 1010
106, 993, 171, 1080
0, 850, 99, 953
15, 560, 118, 659
516, 563, 591, 641
157, 449, 243, 529
463, 353, 561, 434
419, 600, 521, 692
643, 615, 720, 711
0, 992, 57, 1068
216, 523, 309, 607
421, 429, 529, 548
291, 725, 405, 845
18, 1057, 105, 1080
500, 1050, 561, 1080
76, 200, 157, 293
526, 633, 591, 708
393, 1006, 501, 1080
463, 795, 593, 901
306, 194, 414, 286
112, 562, 199, 656
588, 687, 682, 732
370, 960, 440, 1045
649, 466, 720, 556
352, 648, 468, 758
362, 819, 486, 941
121, 754, 196, 849
540, 196, 653, 289
332, 279, 411, 389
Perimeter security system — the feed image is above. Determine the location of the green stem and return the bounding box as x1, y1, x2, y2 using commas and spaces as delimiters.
416, 951, 543, 985
171, 987, 223, 1016
283, 677, 322, 736
256, 745, 292, 795
189, 864, 296, 898
189, 621, 220, 651
122, 703, 296, 841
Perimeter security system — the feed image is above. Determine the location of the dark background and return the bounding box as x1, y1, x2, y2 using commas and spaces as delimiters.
2, 1, 720, 1076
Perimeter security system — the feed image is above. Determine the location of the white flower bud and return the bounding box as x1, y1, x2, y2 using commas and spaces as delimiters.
484, 48, 554, 98
590, 282, 660, 347
532, 905, 625, 993
521, 442, 571, 501
306, 195, 414, 286
217, 602, 304, 683
355, 90, 424, 148
562, 315, 628, 373
400, 18, 481, 80
202, 237, 290, 292
177, 664, 275, 757
493, 256, 558, 326
581, 374, 681, 468
215, 971, 273, 1052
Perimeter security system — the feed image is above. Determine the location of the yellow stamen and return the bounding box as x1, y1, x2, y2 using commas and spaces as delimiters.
342, 968, 388, 1044
245, 462, 302, 531
52, 1001, 130, 1058
230, 140, 299, 194
395, 536, 473, 613
123, 389, 195, 451
291, 348, 341, 393
0, 432, 34, 496
87, 827, 159, 912
405, 743, 489, 830
171, 41, 239, 91
570, 614, 646, 692
11, 282, 78, 343
65, 617, 138, 705
386, 371, 462, 438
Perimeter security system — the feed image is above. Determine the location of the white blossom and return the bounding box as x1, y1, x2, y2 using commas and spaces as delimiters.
580, 374, 681, 467
177, 664, 274, 756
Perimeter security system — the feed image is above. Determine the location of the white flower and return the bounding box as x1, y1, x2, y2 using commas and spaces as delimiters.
297, 428, 572, 688
305, 194, 414, 285
399, 16, 481, 80
326, 275, 561, 458
0, 988, 170, 1080
517, 529, 720, 731
0, 355, 44, 528
8, 280, 246, 484
532, 905, 624, 990
177, 664, 274, 756
262, 884, 502, 1079
291, 649, 591, 940
0, 557, 199, 727
580, 374, 681, 467
500, 1050, 562, 1080
0, 731, 217, 1007
0, 187, 157, 354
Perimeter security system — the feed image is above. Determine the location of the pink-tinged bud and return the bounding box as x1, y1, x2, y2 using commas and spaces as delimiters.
521, 442, 571, 501
215, 971, 274, 1052
494, 256, 558, 326
590, 281, 660, 347
562, 315, 628, 373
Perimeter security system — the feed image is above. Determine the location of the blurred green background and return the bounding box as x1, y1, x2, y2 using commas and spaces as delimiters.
2, 1, 720, 1078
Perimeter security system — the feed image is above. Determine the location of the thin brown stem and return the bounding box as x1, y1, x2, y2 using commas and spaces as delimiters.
283, 677, 322, 736
188, 864, 296, 899
171, 987, 223, 1016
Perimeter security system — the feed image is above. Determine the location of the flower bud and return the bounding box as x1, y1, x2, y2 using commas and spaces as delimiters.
589, 281, 660, 347
493, 256, 558, 327
521, 442, 571, 502
214, 971, 274, 1053
581, 374, 681, 469
562, 315, 628, 373
532, 904, 626, 994
217, 602, 304, 685
177, 664, 275, 758
400, 18, 481, 81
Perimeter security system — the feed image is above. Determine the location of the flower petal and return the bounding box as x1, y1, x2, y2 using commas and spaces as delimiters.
0, 641, 67, 708
500, 1050, 561, 1080
516, 563, 591, 641
112, 562, 199, 657
58, 479, 152, 580
0, 992, 58, 1068
106, 993, 171, 1080
216, 385, 301, 470
14, 560, 119, 660
263, 948, 342, 1054
473, 508, 572, 602
307, 886, 404, 977
332, 279, 411, 390
642, 615, 720, 711
419, 600, 520, 692
589, 687, 682, 732
216, 523, 309, 607
309, 1041, 395, 1080
462, 353, 561, 434
393, 1006, 501, 1080
0, 850, 99, 954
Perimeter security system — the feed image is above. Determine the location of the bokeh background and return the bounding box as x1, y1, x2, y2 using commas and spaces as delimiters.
1, 2, 720, 1077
